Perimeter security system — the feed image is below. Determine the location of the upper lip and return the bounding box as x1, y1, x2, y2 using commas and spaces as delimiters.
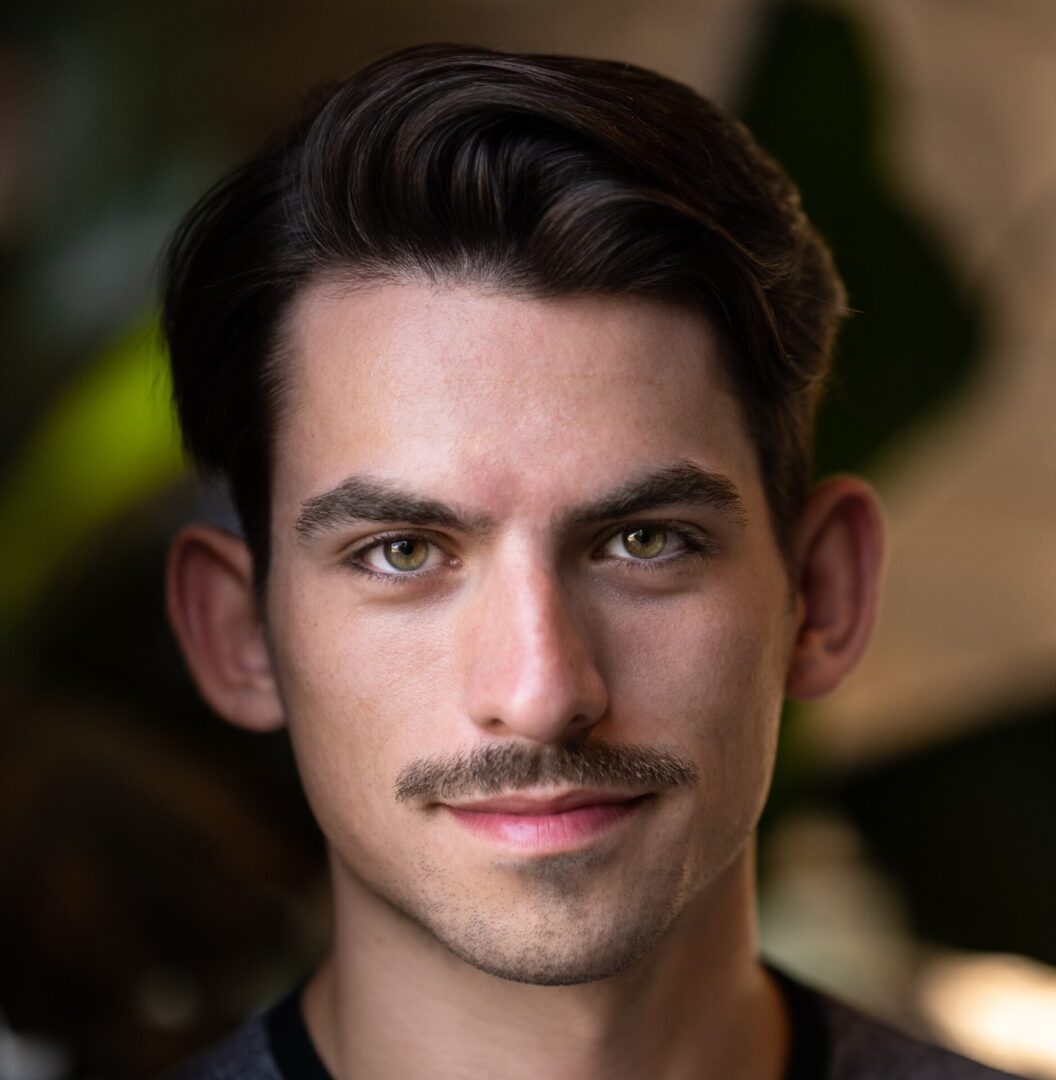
443, 789, 646, 815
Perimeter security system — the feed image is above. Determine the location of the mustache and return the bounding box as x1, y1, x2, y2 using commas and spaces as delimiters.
394, 741, 699, 803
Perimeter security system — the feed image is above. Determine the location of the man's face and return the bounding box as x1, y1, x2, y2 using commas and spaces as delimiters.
265, 282, 797, 984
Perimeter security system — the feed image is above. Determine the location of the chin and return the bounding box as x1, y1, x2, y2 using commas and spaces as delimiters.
417, 872, 689, 988
439, 927, 663, 987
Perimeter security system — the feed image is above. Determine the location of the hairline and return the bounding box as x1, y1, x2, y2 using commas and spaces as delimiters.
260, 267, 800, 590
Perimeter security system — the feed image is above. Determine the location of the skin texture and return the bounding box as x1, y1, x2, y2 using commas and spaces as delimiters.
167, 282, 885, 1078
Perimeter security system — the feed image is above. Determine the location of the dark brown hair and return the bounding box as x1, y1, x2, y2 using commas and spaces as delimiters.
162, 43, 845, 584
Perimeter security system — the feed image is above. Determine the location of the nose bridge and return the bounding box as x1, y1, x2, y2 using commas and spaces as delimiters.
461, 545, 608, 741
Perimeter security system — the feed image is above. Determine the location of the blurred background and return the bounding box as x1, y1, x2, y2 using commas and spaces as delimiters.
1, 0, 1054, 1076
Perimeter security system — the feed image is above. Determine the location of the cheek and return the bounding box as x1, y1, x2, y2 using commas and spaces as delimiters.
273, 576, 447, 712
602, 582, 788, 807
605, 581, 787, 718
266, 581, 456, 849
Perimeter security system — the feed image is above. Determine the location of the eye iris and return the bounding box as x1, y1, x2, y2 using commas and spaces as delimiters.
623, 526, 667, 559
383, 538, 429, 571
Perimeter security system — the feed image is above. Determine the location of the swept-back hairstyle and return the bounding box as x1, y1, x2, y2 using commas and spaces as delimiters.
162, 44, 845, 584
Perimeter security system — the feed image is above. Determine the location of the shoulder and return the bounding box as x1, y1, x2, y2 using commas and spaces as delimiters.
776, 967, 1026, 1080
162, 1013, 282, 1080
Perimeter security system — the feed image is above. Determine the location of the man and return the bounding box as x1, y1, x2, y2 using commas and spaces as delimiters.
163, 44, 1018, 1079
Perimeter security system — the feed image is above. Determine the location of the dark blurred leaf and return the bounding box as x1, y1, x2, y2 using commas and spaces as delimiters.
739, 1, 985, 477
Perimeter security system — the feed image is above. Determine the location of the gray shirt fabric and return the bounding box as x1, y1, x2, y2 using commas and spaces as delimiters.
785, 985, 1023, 1079
167, 969, 1025, 1079
168, 1016, 283, 1080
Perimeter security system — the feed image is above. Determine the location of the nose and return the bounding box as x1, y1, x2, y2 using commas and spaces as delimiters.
460, 559, 608, 743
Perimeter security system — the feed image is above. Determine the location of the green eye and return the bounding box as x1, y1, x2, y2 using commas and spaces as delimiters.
382, 538, 430, 571
621, 526, 668, 559
351, 534, 448, 578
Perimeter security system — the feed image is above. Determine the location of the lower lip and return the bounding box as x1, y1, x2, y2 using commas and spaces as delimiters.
445, 798, 646, 852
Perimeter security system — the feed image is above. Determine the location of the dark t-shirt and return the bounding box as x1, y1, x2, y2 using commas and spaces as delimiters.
168, 968, 1024, 1078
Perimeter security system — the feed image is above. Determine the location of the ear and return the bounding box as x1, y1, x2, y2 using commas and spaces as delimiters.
785, 475, 886, 701
166, 525, 285, 731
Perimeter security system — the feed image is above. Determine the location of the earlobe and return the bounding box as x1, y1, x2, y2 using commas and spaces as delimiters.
785, 475, 886, 701
166, 525, 285, 732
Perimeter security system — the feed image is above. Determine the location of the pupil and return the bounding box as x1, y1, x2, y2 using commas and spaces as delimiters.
625, 526, 665, 558
386, 539, 425, 570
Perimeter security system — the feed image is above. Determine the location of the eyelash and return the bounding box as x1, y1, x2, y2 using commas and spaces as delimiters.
597, 523, 719, 570
341, 522, 717, 583
342, 530, 454, 584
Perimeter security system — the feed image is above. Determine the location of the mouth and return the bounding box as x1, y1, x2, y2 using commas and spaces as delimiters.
441, 790, 652, 852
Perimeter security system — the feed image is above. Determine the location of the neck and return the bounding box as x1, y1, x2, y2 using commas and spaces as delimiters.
303, 843, 789, 1080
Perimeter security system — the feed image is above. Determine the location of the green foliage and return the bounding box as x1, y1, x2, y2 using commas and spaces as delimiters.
0, 319, 185, 646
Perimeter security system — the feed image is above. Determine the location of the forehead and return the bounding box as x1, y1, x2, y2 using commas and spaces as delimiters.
273, 281, 759, 514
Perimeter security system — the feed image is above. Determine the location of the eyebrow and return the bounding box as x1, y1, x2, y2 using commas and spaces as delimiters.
562, 461, 747, 529
296, 476, 493, 540
295, 461, 746, 542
